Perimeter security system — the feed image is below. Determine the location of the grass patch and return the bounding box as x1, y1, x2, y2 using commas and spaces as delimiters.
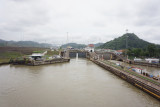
0, 52, 24, 63
32, 50, 45, 53
43, 50, 59, 60
46, 50, 59, 56
0, 52, 23, 58
0, 58, 10, 63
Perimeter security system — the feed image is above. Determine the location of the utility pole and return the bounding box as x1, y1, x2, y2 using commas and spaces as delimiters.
126, 29, 128, 49
126, 29, 128, 33
45, 40, 47, 48
125, 29, 128, 61
67, 32, 69, 44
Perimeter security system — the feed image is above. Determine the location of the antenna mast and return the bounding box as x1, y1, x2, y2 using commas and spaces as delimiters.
126, 29, 128, 34
67, 32, 69, 44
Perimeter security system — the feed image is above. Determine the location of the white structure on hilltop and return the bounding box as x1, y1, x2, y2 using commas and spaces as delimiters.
114, 50, 123, 55
67, 46, 73, 49
85, 44, 94, 52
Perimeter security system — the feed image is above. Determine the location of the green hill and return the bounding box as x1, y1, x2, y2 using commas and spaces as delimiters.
98, 33, 160, 49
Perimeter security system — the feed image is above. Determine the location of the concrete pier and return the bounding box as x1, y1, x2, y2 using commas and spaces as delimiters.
12, 58, 70, 66
31, 58, 70, 66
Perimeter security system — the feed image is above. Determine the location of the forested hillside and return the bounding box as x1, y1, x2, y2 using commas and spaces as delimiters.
98, 33, 160, 49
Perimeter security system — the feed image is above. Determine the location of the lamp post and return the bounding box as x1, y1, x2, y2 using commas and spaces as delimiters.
67, 32, 69, 44
124, 29, 128, 70
125, 29, 128, 60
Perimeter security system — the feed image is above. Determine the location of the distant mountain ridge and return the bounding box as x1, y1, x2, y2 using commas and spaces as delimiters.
0, 39, 52, 47
61, 42, 104, 49
61, 43, 86, 49
94, 43, 104, 47
98, 33, 160, 49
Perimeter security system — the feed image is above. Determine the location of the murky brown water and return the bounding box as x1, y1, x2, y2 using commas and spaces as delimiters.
0, 58, 159, 107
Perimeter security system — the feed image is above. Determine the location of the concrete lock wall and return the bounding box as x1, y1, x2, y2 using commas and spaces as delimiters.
96, 53, 111, 60
92, 60, 160, 101
69, 52, 86, 58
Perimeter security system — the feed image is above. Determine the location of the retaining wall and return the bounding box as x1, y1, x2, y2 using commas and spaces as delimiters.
93, 60, 160, 101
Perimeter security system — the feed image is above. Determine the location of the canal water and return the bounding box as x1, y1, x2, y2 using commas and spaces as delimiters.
0, 58, 159, 107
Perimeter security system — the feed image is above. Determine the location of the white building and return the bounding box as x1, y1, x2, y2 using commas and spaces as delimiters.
145, 58, 159, 63
85, 44, 94, 52
114, 50, 123, 55
30, 53, 44, 60
29, 51, 47, 60
134, 58, 142, 62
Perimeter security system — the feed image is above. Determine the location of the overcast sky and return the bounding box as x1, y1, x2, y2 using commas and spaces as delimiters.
0, 0, 160, 45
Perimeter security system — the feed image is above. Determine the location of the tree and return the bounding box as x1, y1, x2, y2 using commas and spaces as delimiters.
147, 44, 157, 57
156, 48, 160, 58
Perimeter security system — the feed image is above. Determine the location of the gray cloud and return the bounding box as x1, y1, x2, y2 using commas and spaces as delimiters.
0, 0, 160, 45
135, 0, 160, 26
